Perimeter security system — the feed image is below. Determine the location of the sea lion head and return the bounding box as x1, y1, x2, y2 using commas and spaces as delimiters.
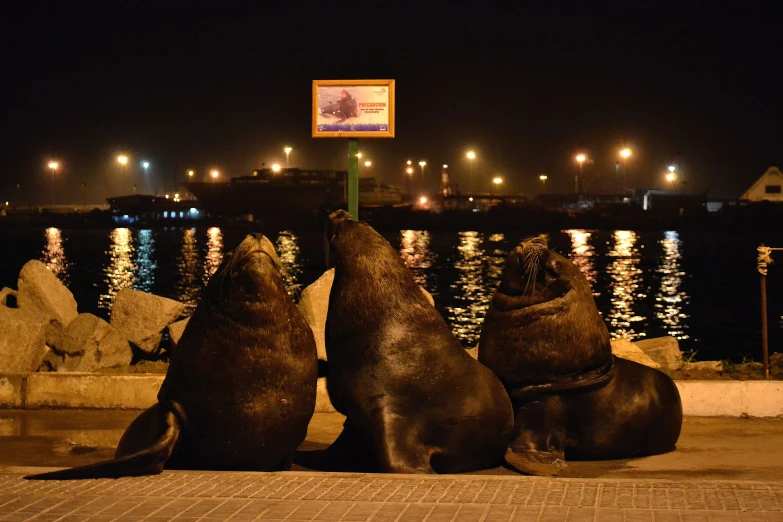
324, 210, 398, 271
204, 233, 286, 323
497, 235, 593, 314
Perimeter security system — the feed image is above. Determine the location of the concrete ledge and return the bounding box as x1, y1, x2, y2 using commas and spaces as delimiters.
1, 373, 781, 417
675, 380, 783, 417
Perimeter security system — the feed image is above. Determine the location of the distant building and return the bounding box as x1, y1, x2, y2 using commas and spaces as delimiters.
740, 166, 783, 202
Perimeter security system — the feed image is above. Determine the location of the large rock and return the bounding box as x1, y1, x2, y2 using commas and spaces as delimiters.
17, 260, 78, 328
635, 336, 682, 368
167, 317, 190, 350
297, 269, 334, 360
297, 269, 435, 361
611, 338, 661, 368
43, 313, 132, 372
0, 308, 48, 372
110, 289, 186, 354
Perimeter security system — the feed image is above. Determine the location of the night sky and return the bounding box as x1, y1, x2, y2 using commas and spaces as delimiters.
3, 1, 782, 204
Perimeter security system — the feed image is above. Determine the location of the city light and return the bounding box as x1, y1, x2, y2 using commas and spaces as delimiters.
493, 177, 503, 185
271, 164, 281, 173
117, 155, 128, 165
406, 159, 412, 165
187, 170, 194, 177
466, 151, 476, 160
539, 174, 548, 181
364, 160, 372, 167
210, 169, 219, 179
666, 172, 677, 184
173, 193, 180, 202
357, 152, 362, 159
406, 167, 414, 175
576, 154, 586, 164
419, 161, 426, 167
468, 197, 474, 202
284, 146, 292, 166
419, 196, 428, 204
141, 161, 150, 170
668, 165, 676, 173
620, 148, 632, 159
48, 161, 59, 170
443, 164, 448, 168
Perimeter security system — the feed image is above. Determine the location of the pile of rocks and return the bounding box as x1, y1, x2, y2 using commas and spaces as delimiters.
0, 260, 189, 373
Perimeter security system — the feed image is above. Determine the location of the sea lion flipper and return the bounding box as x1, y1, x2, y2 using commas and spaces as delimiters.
503, 447, 566, 477
24, 410, 181, 480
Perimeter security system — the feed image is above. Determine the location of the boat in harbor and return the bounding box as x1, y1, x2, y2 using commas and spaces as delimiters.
182, 167, 406, 215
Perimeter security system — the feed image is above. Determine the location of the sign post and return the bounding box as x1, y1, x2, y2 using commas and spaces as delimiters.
312, 80, 395, 219
347, 139, 359, 218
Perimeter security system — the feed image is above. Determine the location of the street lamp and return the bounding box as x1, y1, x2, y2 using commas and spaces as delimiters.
271, 164, 281, 173
575, 153, 586, 194
666, 171, 677, 186
617, 148, 632, 191
47, 161, 58, 205
187, 170, 194, 179
364, 160, 372, 167
210, 169, 219, 180
406, 159, 412, 166
406, 166, 414, 196
539, 174, 548, 193
141, 161, 150, 194
284, 146, 292, 167
492, 176, 503, 195
117, 155, 128, 192
466, 150, 476, 192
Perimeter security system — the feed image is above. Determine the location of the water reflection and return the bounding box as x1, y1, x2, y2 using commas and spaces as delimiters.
99, 228, 135, 310
276, 230, 303, 297
564, 229, 598, 295
203, 227, 224, 286
447, 231, 491, 347
134, 230, 156, 293
606, 230, 646, 340
655, 231, 689, 340
41, 227, 69, 283
399, 230, 437, 297
175, 228, 201, 311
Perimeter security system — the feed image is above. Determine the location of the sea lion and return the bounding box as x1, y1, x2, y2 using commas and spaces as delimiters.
478, 235, 682, 476
27, 234, 318, 479
321, 210, 513, 474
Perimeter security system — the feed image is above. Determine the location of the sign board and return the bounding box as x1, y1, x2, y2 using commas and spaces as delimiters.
312, 80, 395, 138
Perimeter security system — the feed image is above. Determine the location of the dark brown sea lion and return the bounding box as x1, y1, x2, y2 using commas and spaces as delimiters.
321, 210, 513, 474
26, 234, 318, 479
479, 235, 682, 476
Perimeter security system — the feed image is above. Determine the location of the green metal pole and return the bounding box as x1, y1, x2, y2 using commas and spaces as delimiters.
348, 138, 359, 219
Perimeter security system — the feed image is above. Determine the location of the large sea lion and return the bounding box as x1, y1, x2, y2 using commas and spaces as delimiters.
27, 234, 318, 479
479, 235, 682, 476
321, 210, 513, 474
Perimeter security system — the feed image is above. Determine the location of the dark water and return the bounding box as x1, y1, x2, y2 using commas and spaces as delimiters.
2, 226, 782, 362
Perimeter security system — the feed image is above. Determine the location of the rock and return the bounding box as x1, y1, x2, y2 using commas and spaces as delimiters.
110, 289, 186, 355
297, 269, 334, 361
44, 313, 132, 372
0, 308, 48, 372
611, 338, 661, 368
635, 336, 683, 368
681, 360, 724, 372
298, 269, 435, 361
17, 260, 78, 328
0, 287, 17, 307
167, 318, 190, 350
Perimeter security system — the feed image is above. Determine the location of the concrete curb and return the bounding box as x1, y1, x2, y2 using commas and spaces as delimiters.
1, 373, 781, 417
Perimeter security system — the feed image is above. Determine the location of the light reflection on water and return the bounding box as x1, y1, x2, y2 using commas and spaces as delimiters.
656, 231, 689, 340
41, 227, 69, 283
564, 229, 599, 295
606, 230, 647, 340
99, 228, 135, 310
134, 230, 156, 293
88, 227, 693, 349
447, 231, 491, 347
176, 228, 201, 311
399, 230, 437, 298
276, 231, 304, 297
202, 227, 224, 286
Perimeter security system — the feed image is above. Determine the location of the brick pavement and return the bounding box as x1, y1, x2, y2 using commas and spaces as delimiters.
1, 471, 781, 521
